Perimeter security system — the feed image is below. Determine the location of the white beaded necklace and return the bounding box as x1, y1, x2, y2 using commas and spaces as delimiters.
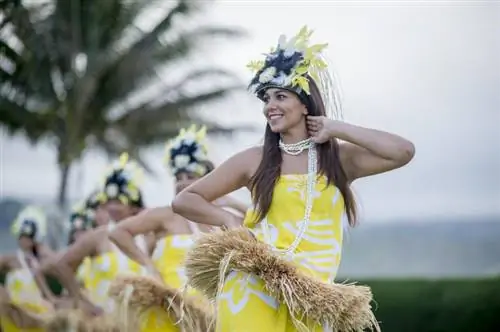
261, 138, 317, 256
278, 138, 312, 156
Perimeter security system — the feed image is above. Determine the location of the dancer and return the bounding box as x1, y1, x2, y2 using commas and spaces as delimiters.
44, 153, 148, 319
65, 195, 103, 290
108, 125, 247, 332
0, 206, 57, 331
172, 26, 415, 331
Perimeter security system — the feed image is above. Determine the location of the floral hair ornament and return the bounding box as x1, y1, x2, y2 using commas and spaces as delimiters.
83, 190, 101, 225
164, 124, 210, 177
247, 25, 342, 119
68, 201, 94, 232
10, 205, 48, 242
98, 152, 144, 207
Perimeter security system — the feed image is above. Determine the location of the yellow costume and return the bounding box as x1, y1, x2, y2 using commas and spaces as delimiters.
85, 225, 145, 313
108, 130, 214, 332
1, 252, 51, 332
139, 226, 200, 331
76, 257, 93, 288
216, 175, 345, 331
153, 234, 197, 289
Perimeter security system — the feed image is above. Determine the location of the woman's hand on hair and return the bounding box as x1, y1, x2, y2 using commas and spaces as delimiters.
307, 116, 337, 143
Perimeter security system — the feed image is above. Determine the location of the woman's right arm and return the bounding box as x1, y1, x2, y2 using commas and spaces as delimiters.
0, 255, 12, 274
172, 147, 259, 229
42, 230, 97, 302
108, 207, 171, 272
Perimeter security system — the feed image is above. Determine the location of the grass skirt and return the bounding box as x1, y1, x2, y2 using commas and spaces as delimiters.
184, 228, 380, 332
107, 275, 214, 332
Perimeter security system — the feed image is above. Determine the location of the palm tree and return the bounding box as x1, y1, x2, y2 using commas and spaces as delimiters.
0, 0, 247, 210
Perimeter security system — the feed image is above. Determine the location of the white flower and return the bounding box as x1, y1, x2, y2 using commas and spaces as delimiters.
271, 73, 286, 86
106, 183, 119, 197
249, 83, 260, 93
284, 47, 296, 58
73, 218, 83, 229
171, 139, 182, 150
186, 162, 198, 172
258, 66, 277, 83
174, 154, 190, 169
192, 147, 206, 161
86, 209, 95, 220
21, 223, 32, 234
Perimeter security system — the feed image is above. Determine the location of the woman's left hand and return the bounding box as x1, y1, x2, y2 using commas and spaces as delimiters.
307, 116, 335, 143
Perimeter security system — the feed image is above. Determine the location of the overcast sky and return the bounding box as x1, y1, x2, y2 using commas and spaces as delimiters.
0, 0, 499, 222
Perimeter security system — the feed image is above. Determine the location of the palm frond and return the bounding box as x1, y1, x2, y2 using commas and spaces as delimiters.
0, 96, 53, 141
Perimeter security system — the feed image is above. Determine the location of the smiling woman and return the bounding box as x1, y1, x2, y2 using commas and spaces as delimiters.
170, 25, 414, 331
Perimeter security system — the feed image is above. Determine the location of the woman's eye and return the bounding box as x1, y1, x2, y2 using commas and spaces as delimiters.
277, 94, 286, 100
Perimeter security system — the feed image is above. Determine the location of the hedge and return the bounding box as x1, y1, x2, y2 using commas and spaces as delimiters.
364, 277, 500, 331
1, 274, 499, 331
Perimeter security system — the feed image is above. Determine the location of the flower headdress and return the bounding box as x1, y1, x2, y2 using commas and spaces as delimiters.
67, 201, 95, 245
97, 152, 144, 207
247, 26, 341, 118
10, 205, 47, 242
68, 201, 94, 232
83, 190, 101, 226
164, 124, 210, 177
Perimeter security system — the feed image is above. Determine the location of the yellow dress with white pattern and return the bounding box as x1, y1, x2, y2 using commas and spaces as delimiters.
216, 174, 346, 332
0, 254, 51, 332
139, 233, 198, 331
85, 248, 143, 314
76, 257, 92, 288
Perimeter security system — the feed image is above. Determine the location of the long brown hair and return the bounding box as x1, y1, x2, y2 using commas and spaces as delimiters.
248, 78, 357, 227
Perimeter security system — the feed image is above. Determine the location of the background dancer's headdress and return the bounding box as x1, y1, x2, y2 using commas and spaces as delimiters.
67, 201, 95, 245
97, 152, 144, 207
247, 25, 342, 119
83, 190, 101, 227
10, 205, 47, 243
164, 124, 210, 177
68, 201, 95, 232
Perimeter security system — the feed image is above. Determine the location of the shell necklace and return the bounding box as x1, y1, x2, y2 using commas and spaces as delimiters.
261, 138, 317, 256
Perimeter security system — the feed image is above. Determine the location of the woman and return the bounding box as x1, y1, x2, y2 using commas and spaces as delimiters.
66, 196, 102, 290
172, 26, 415, 331
43, 153, 150, 321
108, 125, 248, 332
0, 206, 58, 331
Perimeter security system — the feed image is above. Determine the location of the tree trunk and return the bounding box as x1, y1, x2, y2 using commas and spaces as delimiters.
46, 162, 72, 249
57, 163, 71, 209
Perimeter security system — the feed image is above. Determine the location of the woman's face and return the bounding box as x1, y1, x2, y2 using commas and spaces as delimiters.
104, 200, 133, 222
18, 235, 35, 251
175, 171, 201, 194
94, 205, 110, 226
262, 88, 308, 133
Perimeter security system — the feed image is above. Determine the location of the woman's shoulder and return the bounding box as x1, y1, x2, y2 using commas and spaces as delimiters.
237, 145, 263, 158
230, 146, 263, 180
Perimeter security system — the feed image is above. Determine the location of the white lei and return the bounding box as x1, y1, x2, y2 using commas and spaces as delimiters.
261, 138, 317, 256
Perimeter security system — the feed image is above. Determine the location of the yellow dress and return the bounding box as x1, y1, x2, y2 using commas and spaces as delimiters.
216, 175, 346, 332
76, 257, 93, 289
85, 248, 143, 313
139, 233, 198, 331
1, 253, 51, 332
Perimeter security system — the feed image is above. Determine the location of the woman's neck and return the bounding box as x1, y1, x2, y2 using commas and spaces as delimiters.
280, 127, 309, 144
